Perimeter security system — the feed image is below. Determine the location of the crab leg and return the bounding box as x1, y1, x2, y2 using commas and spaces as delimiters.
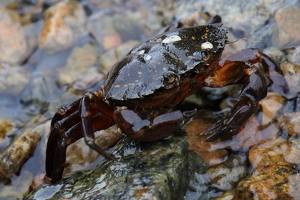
114, 107, 196, 142
46, 91, 115, 183
218, 48, 289, 97
50, 98, 81, 127
202, 49, 288, 141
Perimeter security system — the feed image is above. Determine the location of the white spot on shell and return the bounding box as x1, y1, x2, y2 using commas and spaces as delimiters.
144, 54, 152, 60
138, 50, 145, 55
201, 41, 213, 50
161, 35, 182, 43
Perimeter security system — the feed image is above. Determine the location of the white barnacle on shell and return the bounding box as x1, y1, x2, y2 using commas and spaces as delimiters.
201, 41, 213, 50
161, 35, 182, 43
138, 49, 145, 55
144, 54, 152, 60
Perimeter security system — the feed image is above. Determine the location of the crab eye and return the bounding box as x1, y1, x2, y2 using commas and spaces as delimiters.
163, 71, 178, 88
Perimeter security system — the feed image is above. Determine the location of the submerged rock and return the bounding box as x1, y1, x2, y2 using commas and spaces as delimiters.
234, 165, 300, 200
25, 129, 188, 199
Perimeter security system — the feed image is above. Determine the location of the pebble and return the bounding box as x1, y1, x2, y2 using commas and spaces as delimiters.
57, 43, 99, 86
272, 4, 300, 48
0, 64, 31, 95
234, 165, 300, 199
280, 61, 300, 97
183, 117, 229, 166
249, 135, 300, 169
206, 152, 249, 190
0, 128, 40, 182
0, 7, 27, 64
39, 0, 87, 54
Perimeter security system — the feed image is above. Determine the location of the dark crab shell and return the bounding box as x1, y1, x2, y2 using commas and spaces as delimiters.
104, 24, 228, 104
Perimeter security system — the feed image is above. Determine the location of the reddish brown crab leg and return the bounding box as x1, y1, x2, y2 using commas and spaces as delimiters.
46, 91, 115, 183
80, 92, 115, 160
219, 48, 289, 97
203, 49, 289, 141
203, 61, 267, 141
50, 99, 81, 127
114, 107, 196, 142
49, 113, 114, 183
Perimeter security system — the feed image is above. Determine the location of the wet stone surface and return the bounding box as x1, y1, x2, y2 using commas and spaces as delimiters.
234, 165, 300, 200
25, 130, 188, 200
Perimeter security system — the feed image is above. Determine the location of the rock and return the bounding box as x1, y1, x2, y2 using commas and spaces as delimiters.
0, 170, 33, 200
186, 152, 248, 200
72, 67, 106, 90
88, 10, 145, 50
263, 47, 287, 66
212, 190, 235, 200
280, 112, 300, 137
286, 46, 300, 65
280, 61, 300, 97
0, 7, 27, 64
177, 0, 272, 37
260, 93, 285, 125
0, 128, 40, 182
272, 5, 300, 48
234, 165, 300, 199
57, 43, 99, 86
249, 135, 300, 169
206, 152, 249, 190
25, 129, 188, 199
0, 64, 31, 95
0, 118, 14, 149
39, 0, 87, 54
63, 125, 123, 178
183, 117, 229, 166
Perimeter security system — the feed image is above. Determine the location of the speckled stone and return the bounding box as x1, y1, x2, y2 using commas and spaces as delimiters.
25, 129, 188, 200
0, 129, 40, 182
0, 7, 27, 64
234, 165, 300, 200
39, 0, 87, 54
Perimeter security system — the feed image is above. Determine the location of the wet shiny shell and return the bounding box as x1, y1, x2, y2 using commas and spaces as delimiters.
104, 24, 227, 103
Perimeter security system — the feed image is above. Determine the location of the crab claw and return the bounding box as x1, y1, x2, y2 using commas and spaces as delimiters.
201, 119, 238, 142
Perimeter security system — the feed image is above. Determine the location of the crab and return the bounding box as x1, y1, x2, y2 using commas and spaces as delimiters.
46, 16, 288, 183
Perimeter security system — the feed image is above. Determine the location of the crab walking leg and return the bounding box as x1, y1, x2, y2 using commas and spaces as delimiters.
80, 92, 115, 160
46, 99, 98, 179
203, 61, 268, 142
219, 48, 289, 97
46, 99, 83, 177
46, 91, 116, 183
114, 107, 196, 141
50, 98, 81, 128
48, 112, 115, 183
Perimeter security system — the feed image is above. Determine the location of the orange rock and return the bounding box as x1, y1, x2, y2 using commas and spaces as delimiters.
39, 0, 87, 54
234, 165, 300, 200
183, 118, 228, 166
249, 135, 300, 169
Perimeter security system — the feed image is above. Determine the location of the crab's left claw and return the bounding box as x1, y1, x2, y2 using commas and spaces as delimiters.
200, 120, 237, 142
202, 96, 257, 142
202, 48, 289, 142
